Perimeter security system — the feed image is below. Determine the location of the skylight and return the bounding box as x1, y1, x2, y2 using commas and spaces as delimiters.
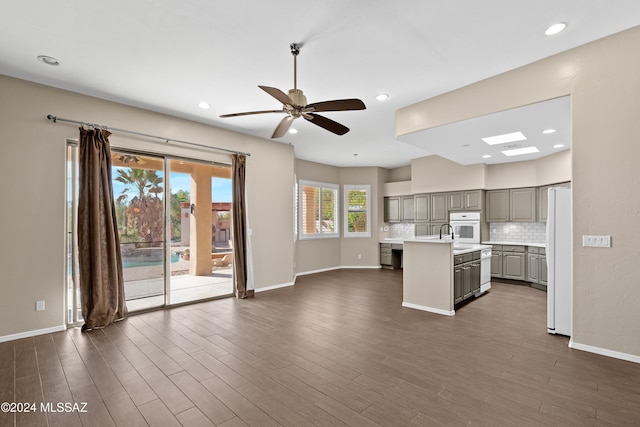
481, 131, 527, 145
501, 146, 540, 157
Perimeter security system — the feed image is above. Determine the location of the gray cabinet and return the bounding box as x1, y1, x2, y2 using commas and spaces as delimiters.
380, 243, 402, 269
384, 196, 414, 222
449, 192, 464, 211
491, 244, 526, 281
449, 190, 483, 211
540, 253, 548, 286
528, 246, 548, 290
384, 197, 400, 222
510, 187, 537, 222
465, 190, 483, 211
486, 188, 536, 222
415, 223, 440, 236
431, 193, 448, 223
414, 194, 430, 222
401, 196, 415, 221
486, 189, 510, 222
527, 253, 540, 283
454, 251, 481, 304
538, 183, 570, 222
503, 251, 526, 280
491, 252, 503, 277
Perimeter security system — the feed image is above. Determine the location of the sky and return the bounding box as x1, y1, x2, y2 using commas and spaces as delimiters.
110, 168, 232, 202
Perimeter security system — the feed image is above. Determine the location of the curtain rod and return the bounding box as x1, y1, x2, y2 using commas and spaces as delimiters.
46, 115, 250, 157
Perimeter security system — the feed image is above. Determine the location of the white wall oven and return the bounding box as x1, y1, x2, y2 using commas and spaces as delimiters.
449, 212, 481, 244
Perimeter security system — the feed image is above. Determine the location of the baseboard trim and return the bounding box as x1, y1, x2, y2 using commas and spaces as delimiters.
340, 265, 382, 270
295, 266, 341, 277
569, 339, 640, 364
402, 301, 455, 316
254, 281, 295, 293
0, 324, 67, 343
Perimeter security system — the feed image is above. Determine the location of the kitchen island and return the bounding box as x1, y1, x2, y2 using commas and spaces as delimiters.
401, 237, 491, 316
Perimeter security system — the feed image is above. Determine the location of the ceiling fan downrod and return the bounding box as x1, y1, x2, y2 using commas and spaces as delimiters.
290, 43, 300, 91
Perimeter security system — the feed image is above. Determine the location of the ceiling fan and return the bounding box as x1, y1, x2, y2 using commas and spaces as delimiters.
220, 43, 366, 138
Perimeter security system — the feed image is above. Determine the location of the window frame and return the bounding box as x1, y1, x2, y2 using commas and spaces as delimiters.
298, 179, 340, 240
343, 184, 372, 238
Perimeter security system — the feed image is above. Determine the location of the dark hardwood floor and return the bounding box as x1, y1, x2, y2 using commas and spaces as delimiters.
2, 269, 639, 426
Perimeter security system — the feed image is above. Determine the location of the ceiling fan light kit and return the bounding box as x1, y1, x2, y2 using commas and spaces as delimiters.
220, 42, 366, 138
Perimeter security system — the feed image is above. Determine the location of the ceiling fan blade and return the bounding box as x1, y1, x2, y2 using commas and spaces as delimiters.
272, 116, 295, 138
306, 99, 366, 112
220, 110, 284, 118
304, 113, 350, 135
259, 85, 293, 106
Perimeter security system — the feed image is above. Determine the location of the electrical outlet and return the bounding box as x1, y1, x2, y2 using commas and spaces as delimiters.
36, 300, 45, 311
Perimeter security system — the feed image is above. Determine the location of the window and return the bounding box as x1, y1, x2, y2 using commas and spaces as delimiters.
344, 185, 371, 238
299, 180, 339, 239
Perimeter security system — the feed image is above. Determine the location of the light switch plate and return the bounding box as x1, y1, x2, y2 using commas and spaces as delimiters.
582, 235, 612, 247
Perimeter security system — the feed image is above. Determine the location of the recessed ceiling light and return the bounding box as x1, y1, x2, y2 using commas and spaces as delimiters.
288, 128, 298, 134
543, 128, 556, 134
375, 93, 389, 101
502, 146, 540, 156
482, 154, 492, 159
545, 22, 567, 36
482, 131, 527, 145
553, 144, 565, 148
198, 101, 210, 109
37, 55, 59, 66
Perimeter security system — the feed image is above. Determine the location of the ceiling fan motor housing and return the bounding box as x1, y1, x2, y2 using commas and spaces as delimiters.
287, 89, 307, 108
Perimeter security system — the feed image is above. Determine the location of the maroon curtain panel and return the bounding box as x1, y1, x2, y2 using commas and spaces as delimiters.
232, 154, 253, 298
77, 127, 127, 330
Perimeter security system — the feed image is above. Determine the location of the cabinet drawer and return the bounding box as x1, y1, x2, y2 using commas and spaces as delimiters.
380, 243, 391, 250
391, 244, 403, 250
503, 245, 525, 253
380, 252, 392, 264
528, 246, 539, 254
454, 255, 465, 265
491, 244, 503, 251
539, 247, 546, 255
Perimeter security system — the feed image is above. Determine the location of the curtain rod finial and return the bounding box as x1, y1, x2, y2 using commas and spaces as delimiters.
47, 114, 57, 123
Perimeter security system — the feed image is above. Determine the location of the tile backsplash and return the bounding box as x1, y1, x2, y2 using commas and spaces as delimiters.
389, 223, 416, 239
489, 222, 546, 243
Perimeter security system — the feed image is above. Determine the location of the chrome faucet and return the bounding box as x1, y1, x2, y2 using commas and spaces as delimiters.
439, 223, 454, 240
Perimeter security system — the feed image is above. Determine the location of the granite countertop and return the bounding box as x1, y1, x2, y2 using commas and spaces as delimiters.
482, 240, 546, 248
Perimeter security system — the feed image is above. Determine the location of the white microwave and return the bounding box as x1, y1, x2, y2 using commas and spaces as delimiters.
449, 212, 481, 244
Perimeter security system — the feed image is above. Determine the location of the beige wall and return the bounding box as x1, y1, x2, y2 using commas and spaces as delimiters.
294, 159, 384, 274
411, 155, 487, 193
0, 76, 295, 339
485, 150, 571, 189
397, 26, 640, 360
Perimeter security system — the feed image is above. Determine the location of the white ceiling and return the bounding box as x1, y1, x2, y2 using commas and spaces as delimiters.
2, 1, 640, 168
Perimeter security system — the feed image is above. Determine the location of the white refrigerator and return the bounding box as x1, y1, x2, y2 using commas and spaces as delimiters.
546, 187, 571, 336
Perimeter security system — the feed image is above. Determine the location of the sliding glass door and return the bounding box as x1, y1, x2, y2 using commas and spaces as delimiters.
168, 159, 234, 304
66, 144, 234, 323
112, 153, 166, 311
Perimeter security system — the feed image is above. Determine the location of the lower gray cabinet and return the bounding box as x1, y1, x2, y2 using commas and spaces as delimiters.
454, 251, 481, 304
380, 243, 402, 269
502, 252, 526, 280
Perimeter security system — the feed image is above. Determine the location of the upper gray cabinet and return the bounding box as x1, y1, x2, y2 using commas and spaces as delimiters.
486, 189, 510, 222
510, 187, 537, 222
448, 190, 483, 211
486, 187, 537, 222
384, 196, 414, 222
414, 194, 430, 222
401, 196, 415, 221
538, 182, 571, 222
384, 197, 400, 222
430, 193, 448, 223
